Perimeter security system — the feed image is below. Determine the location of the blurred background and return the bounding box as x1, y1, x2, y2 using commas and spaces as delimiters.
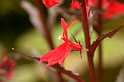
0, 0, 124, 82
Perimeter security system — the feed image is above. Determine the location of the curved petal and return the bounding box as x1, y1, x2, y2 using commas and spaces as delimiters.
40, 42, 71, 66
42, 0, 60, 8
61, 18, 69, 41
71, 0, 80, 10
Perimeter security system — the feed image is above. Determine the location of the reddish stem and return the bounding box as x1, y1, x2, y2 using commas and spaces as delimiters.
91, 25, 122, 54
54, 65, 85, 82
56, 65, 65, 82
87, 55, 96, 82
81, 0, 91, 48
14, 50, 85, 82
34, 0, 64, 82
34, 0, 54, 49
81, 0, 96, 82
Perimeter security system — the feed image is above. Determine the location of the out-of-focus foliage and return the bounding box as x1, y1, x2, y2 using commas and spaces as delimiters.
0, 0, 32, 48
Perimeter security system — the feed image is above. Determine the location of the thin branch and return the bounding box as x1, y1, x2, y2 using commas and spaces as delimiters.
13, 51, 85, 82
54, 65, 85, 82
34, 0, 54, 49
56, 70, 64, 82
81, 0, 91, 49
56, 64, 65, 82
21, 0, 54, 49
91, 25, 123, 54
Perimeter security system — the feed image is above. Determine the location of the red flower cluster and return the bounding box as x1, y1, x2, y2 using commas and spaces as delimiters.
0, 55, 16, 80
42, 0, 80, 9
42, 0, 61, 8
88, 0, 124, 19
42, 0, 124, 19
103, 1, 124, 19
40, 18, 82, 66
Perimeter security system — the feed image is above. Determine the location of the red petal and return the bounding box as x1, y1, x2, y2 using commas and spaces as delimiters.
88, 0, 108, 7
71, 0, 80, 10
40, 42, 71, 66
61, 18, 68, 32
103, 1, 124, 19
40, 17, 83, 66
42, 0, 60, 8
61, 18, 69, 41
87, 0, 124, 19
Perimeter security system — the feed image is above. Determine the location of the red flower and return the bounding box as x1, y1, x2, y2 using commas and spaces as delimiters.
42, 0, 60, 8
71, 0, 80, 10
40, 18, 82, 66
87, 0, 124, 19
103, 1, 124, 19
0, 55, 16, 80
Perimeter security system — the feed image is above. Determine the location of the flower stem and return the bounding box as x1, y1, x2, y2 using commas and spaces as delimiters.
87, 55, 96, 82
54, 65, 85, 82
81, 0, 96, 82
34, 0, 54, 49
34, 0, 64, 82
56, 65, 65, 82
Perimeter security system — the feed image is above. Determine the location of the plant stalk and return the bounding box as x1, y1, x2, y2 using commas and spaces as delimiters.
34, 0, 64, 82
34, 0, 54, 49
81, 0, 96, 82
